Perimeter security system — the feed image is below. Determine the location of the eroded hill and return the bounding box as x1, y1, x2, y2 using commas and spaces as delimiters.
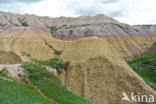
0, 11, 156, 60
0, 27, 155, 104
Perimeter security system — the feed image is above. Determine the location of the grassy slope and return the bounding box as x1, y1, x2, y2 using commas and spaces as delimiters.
128, 54, 156, 90
0, 79, 56, 104
21, 61, 93, 104
0, 58, 93, 104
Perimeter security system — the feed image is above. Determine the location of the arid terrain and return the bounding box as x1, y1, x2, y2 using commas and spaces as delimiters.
0, 11, 155, 104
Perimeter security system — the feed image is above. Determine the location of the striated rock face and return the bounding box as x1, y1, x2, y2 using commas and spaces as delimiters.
0, 11, 118, 32
59, 37, 156, 104
60, 57, 156, 104
0, 27, 155, 104
0, 11, 156, 36
0, 11, 156, 60
103, 34, 156, 60
53, 24, 156, 37
134, 25, 156, 35
0, 27, 65, 61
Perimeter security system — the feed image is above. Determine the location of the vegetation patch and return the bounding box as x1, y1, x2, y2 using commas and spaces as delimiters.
62, 24, 67, 27
142, 25, 152, 29
47, 25, 57, 34
82, 24, 90, 26
32, 58, 69, 70
0, 68, 8, 77
21, 21, 28, 27
111, 23, 124, 30
0, 58, 93, 104
0, 23, 6, 26
45, 42, 63, 55
17, 18, 28, 27
128, 54, 156, 90
8, 21, 19, 26
69, 30, 73, 36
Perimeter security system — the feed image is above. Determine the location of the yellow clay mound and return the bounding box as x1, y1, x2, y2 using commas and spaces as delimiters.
0, 27, 155, 104
59, 37, 156, 104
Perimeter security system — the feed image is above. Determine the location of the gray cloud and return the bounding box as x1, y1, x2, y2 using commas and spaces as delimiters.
0, 0, 42, 3
64, 0, 123, 17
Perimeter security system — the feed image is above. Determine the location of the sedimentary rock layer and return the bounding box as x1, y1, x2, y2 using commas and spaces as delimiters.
0, 27, 155, 104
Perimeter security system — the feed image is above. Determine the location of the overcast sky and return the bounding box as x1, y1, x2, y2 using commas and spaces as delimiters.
0, 0, 156, 25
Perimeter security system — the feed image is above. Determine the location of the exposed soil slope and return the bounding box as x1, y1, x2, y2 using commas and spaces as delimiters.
0, 27, 155, 104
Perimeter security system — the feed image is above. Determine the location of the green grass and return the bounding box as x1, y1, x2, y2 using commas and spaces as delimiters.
0, 79, 56, 104
48, 26, 57, 34
32, 58, 67, 70
21, 60, 93, 104
128, 54, 156, 90
21, 21, 28, 27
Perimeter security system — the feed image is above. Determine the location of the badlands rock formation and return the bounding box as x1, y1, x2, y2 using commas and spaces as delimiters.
0, 27, 155, 104
0, 11, 156, 37
0, 11, 156, 60
0, 11, 118, 32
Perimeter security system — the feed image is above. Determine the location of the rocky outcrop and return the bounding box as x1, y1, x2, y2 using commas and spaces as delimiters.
0, 64, 24, 80
0, 64, 57, 80
0, 27, 155, 104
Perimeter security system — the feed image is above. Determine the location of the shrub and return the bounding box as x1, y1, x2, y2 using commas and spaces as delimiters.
69, 30, 73, 36
32, 58, 67, 70
21, 21, 28, 27
111, 23, 124, 30
49, 26, 57, 34
21, 62, 49, 81
0, 68, 8, 77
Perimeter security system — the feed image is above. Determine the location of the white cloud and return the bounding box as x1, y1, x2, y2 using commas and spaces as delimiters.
114, 0, 156, 24
0, 0, 156, 25
23, 0, 74, 17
